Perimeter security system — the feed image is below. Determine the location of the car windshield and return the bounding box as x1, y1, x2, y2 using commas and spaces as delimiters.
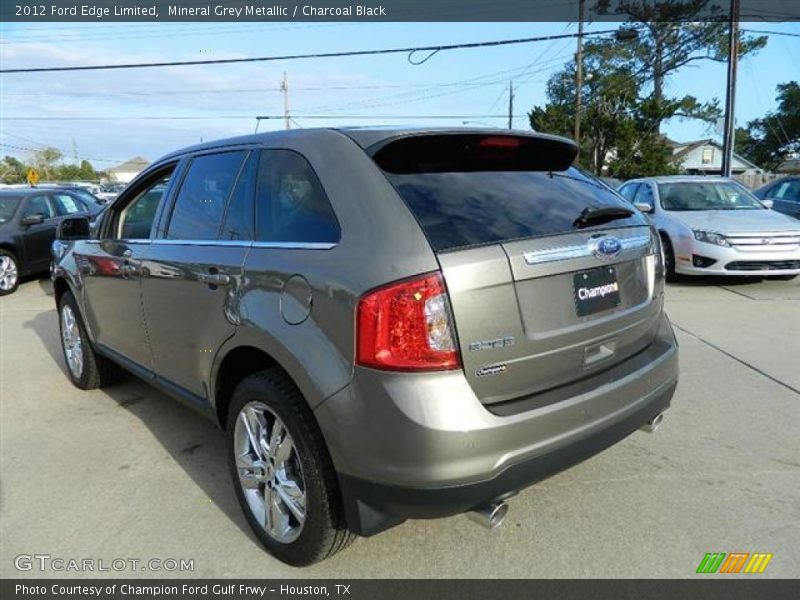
658, 181, 764, 211
0, 195, 23, 223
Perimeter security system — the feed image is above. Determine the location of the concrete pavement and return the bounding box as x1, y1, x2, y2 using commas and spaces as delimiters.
1, 275, 798, 578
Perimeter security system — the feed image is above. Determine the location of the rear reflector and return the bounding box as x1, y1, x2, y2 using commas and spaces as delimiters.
356, 272, 460, 371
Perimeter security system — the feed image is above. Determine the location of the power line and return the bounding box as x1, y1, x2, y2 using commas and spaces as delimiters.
2, 115, 526, 122
0, 29, 623, 74
740, 28, 800, 38
0, 23, 355, 44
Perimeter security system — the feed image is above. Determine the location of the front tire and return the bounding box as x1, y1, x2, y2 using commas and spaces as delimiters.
0, 250, 20, 296
227, 368, 354, 566
660, 234, 678, 282
58, 291, 120, 389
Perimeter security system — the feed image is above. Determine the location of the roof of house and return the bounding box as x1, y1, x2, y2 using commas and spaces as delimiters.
670, 138, 761, 170
107, 156, 150, 173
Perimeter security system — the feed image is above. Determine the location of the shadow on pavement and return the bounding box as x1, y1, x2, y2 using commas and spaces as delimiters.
38, 276, 54, 297
668, 275, 768, 287
21, 308, 258, 545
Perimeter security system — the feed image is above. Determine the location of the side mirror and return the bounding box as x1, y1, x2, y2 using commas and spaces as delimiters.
761, 198, 774, 209
21, 213, 45, 226
634, 201, 654, 214
57, 216, 91, 240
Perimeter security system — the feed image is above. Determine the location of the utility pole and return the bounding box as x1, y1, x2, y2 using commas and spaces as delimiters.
507, 81, 514, 130
281, 72, 290, 130
574, 0, 586, 158
721, 0, 740, 177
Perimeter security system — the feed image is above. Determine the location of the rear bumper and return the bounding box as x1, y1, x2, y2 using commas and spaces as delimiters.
315, 313, 679, 536
339, 378, 675, 535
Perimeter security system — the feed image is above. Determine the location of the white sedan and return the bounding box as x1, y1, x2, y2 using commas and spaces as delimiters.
619, 176, 800, 280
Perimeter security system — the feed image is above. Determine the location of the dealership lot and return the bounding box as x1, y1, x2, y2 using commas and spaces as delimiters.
1, 276, 798, 578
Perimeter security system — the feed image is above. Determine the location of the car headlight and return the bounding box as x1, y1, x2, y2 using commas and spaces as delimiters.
693, 230, 730, 247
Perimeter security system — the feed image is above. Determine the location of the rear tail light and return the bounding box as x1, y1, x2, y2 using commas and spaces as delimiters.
356, 272, 460, 371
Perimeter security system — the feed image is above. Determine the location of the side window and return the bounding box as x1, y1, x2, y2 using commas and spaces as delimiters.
256, 150, 341, 244
775, 181, 800, 201
22, 195, 55, 219
619, 183, 640, 202
53, 193, 84, 216
634, 184, 655, 209
167, 151, 246, 240
118, 170, 175, 240
219, 152, 256, 241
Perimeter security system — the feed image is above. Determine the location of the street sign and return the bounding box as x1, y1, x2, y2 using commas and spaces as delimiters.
26, 168, 39, 186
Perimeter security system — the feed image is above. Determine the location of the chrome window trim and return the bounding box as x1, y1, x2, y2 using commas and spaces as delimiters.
147, 239, 336, 250
251, 241, 336, 250
84, 239, 336, 250
523, 234, 651, 266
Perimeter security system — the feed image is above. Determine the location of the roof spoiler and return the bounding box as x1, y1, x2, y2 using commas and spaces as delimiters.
369, 132, 578, 174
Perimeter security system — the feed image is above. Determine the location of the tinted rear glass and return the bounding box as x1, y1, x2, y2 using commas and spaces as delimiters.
373, 135, 646, 252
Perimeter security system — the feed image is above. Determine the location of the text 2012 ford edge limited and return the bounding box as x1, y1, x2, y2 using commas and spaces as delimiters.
51, 128, 679, 566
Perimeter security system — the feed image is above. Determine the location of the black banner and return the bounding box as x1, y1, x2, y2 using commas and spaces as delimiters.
2, 0, 800, 23
3, 580, 800, 600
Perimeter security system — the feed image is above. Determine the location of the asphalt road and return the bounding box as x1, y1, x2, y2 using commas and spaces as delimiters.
1, 275, 798, 578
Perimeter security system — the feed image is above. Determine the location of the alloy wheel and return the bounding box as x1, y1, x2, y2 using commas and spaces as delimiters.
60, 305, 84, 379
234, 401, 307, 543
0, 255, 18, 291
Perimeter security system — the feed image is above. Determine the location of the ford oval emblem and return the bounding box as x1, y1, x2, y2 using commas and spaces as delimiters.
591, 236, 623, 259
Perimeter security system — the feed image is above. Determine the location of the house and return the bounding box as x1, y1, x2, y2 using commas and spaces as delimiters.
776, 156, 800, 174
669, 139, 762, 176
106, 156, 150, 183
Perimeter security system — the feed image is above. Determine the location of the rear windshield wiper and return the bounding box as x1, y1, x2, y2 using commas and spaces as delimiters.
573, 206, 634, 229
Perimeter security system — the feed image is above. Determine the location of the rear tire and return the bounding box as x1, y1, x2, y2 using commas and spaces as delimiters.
226, 368, 354, 566
58, 291, 121, 389
0, 249, 20, 296
660, 234, 678, 282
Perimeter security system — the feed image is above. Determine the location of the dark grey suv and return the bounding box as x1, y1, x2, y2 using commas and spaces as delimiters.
52, 128, 679, 565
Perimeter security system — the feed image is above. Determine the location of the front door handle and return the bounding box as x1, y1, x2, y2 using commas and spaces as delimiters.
198, 271, 231, 288
120, 261, 144, 278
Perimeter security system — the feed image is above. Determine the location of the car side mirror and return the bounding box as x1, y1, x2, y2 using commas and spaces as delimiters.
21, 213, 45, 226
57, 216, 91, 240
761, 198, 774, 209
633, 201, 654, 214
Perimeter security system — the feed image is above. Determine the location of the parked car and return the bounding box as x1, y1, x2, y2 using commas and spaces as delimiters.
0, 187, 97, 295
97, 182, 127, 204
754, 176, 800, 220
43, 185, 106, 215
51, 128, 678, 565
599, 176, 623, 189
618, 176, 800, 280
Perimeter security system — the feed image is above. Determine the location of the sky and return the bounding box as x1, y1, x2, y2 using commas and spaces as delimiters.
0, 20, 798, 169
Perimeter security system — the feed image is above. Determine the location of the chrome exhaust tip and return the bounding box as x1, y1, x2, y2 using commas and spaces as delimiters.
466, 500, 508, 529
640, 412, 665, 433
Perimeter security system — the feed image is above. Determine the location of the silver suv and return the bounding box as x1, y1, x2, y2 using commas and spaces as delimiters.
52, 128, 679, 565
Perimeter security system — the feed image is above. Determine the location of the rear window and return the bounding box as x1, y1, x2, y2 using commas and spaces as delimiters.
373, 134, 647, 252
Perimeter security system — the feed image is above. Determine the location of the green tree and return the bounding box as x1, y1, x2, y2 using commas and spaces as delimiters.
78, 159, 98, 180
30, 146, 62, 180
530, 37, 683, 177
0, 156, 28, 184
736, 81, 800, 170
596, 0, 767, 132
530, 0, 768, 177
